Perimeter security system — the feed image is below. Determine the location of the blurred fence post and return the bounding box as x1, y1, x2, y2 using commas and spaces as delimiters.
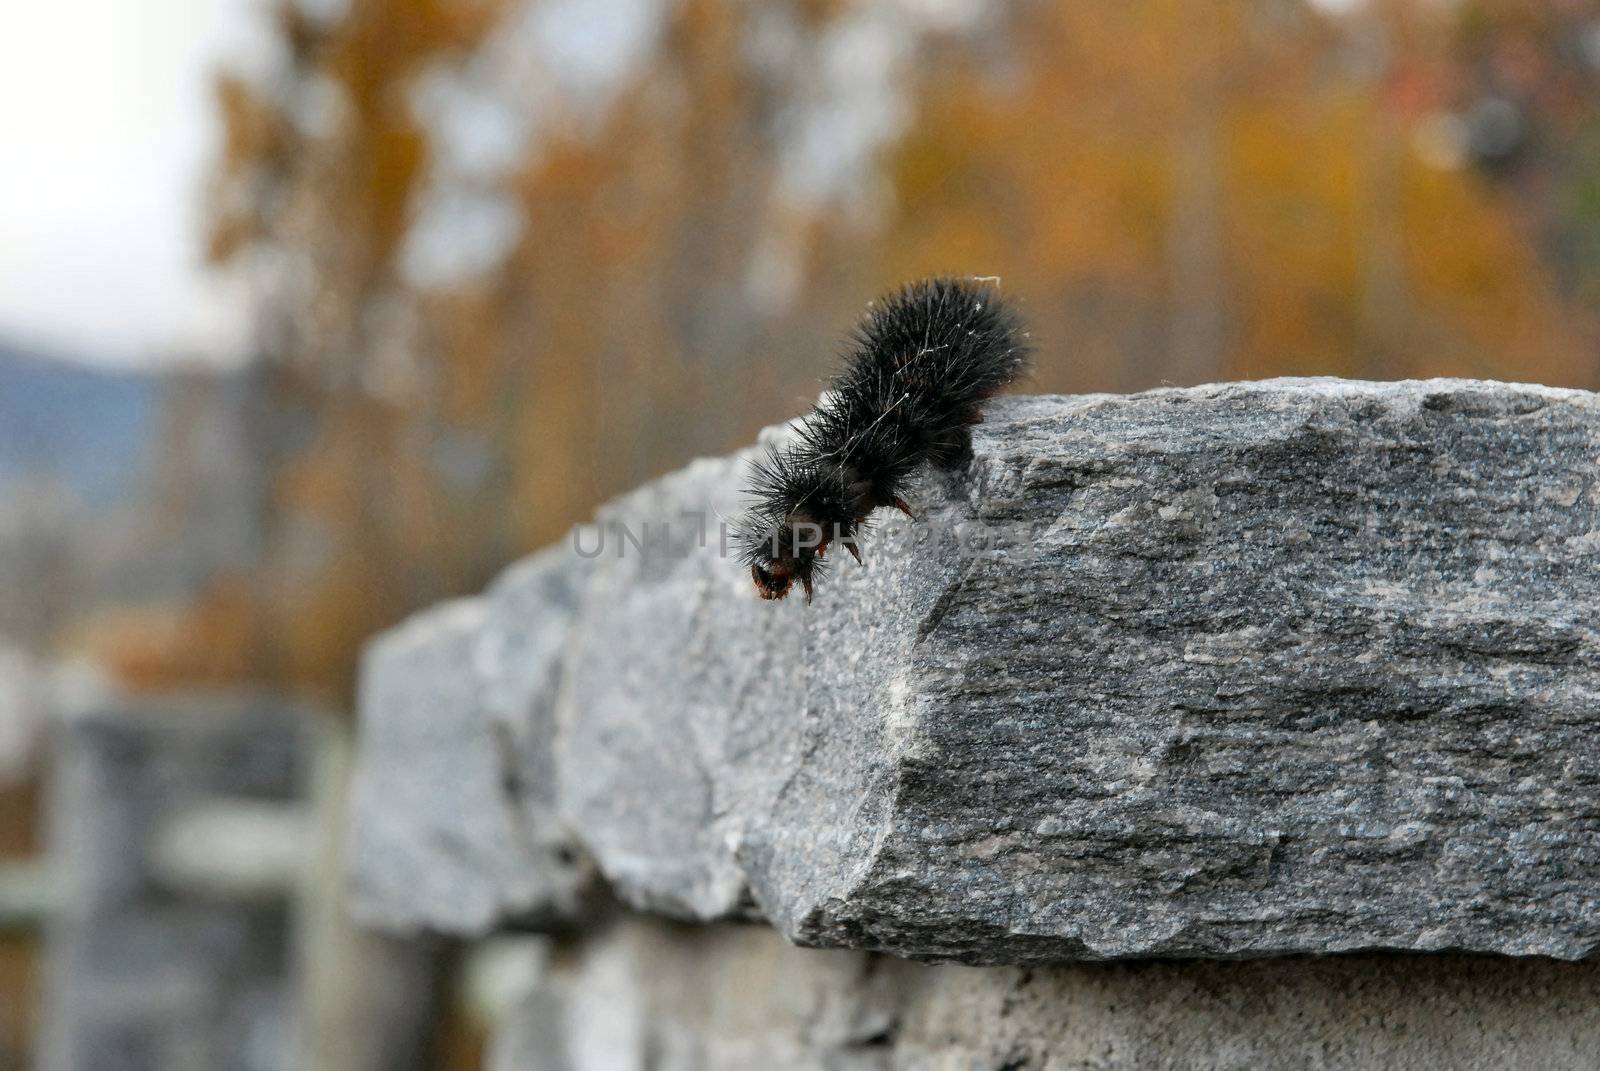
288, 716, 443, 1071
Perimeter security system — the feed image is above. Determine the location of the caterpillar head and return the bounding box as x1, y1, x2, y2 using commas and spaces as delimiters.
751, 558, 807, 602
742, 522, 819, 602
738, 448, 849, 604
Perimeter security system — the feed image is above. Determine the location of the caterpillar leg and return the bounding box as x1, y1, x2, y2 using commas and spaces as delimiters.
843, 539, 863, 565
892, 496, 915, 519
801, 573, 814, 603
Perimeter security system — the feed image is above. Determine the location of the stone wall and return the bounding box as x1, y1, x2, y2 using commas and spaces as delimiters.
350, 379, 1600, 1067
486, 917, 1600, 1071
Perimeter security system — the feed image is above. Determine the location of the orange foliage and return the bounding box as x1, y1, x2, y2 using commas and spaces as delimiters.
881, 1, 1588, 390
70, 575, 266, 693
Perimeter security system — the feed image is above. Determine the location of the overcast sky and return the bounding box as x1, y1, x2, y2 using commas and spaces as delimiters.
0, 0, 269, 369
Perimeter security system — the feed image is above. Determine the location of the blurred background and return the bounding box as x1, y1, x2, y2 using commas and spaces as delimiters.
1, 0, 1598, 1067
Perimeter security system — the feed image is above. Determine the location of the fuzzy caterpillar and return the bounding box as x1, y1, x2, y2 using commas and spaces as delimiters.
737, 277, 1030, 602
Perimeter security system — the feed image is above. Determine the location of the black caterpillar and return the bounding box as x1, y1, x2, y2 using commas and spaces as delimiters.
737, 277, 1030, 602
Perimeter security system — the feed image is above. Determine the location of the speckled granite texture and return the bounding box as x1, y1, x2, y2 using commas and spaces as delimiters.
352, 379, 1600, 963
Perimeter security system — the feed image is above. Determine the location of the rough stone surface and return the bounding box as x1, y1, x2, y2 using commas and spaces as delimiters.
356, 378, 1600, 961
491, 916, 1600, 1071
349, 584, 592, 936
476, 547, 597, 908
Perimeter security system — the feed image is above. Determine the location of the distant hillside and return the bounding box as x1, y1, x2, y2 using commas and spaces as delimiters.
0, 343, 266, 654
0, 342, 161, 507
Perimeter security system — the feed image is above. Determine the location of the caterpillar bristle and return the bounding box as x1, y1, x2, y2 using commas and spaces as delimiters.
738, 276, 1030, 603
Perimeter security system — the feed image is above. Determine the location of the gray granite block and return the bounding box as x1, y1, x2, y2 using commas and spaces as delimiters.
350, 583, 592, 936
358, 379, 1600, 962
